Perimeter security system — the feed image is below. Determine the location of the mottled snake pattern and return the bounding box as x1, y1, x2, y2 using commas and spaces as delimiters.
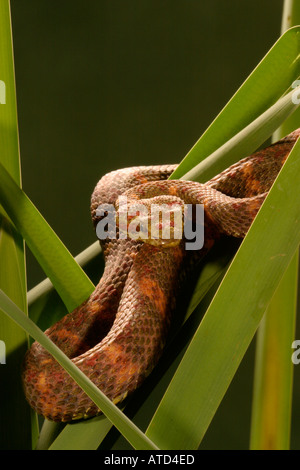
22, 129, 300, 422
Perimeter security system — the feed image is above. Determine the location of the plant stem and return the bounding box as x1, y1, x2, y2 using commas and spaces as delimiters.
250, 256, 298, 449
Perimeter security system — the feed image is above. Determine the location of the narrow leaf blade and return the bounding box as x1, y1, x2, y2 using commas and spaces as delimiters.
0, 0, 33, 449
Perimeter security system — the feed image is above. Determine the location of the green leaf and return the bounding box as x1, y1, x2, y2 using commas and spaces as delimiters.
145, 136, 300, 450
49, 415, 113, 451
0, 0, 33, 449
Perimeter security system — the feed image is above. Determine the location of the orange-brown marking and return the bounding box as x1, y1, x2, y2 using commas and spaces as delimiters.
138, 276, 168, 315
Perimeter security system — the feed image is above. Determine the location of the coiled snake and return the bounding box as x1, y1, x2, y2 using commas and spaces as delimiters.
22, 129, 300, 422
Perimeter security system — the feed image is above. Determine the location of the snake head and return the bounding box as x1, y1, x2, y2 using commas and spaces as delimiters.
115, 195, 185, 248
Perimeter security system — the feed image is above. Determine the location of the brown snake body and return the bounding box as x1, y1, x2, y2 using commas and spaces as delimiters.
22, 129, 300, 422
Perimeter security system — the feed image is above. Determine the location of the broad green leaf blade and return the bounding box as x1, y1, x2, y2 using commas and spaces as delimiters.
0, 288, 159, 451
146, 136, 300, 450
0, 160, 94, 312
181, 87, 300, 183
250, 0, 300, 450
49, 415, 114, 450
0, 0, 33, 449
170, 26, 300, 180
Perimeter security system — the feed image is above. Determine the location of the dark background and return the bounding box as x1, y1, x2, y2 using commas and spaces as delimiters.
9, 0, 300, 450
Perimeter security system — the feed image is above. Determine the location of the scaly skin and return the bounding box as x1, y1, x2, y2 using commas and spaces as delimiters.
22, 129, 300, 422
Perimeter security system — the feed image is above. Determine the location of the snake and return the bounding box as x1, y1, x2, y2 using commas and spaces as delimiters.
22, 128, 300, 422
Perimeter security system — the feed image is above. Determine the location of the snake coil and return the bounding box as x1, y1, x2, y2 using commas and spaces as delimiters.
22, 129, 300, 422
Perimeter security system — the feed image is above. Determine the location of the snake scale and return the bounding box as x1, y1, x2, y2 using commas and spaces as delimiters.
22, 129, 300, 422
